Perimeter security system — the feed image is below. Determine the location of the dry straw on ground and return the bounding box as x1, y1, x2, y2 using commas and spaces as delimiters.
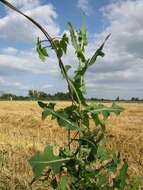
0, 101, 143, 189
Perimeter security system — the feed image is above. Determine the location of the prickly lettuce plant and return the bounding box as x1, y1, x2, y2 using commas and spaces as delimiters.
0, 1, 141, 189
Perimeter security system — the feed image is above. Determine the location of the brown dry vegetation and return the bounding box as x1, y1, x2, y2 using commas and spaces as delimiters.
0, 101, 143, 189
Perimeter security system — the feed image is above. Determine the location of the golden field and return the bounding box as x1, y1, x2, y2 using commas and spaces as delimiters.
0, 101, 143, 189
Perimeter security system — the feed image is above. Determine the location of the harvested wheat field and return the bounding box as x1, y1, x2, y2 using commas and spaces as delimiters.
0, 101, 143, 189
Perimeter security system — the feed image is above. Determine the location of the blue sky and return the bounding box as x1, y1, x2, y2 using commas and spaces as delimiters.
0, 0, 143, 99
48, 0, 111, 32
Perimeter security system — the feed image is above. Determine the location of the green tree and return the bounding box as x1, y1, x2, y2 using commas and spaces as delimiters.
0, 93, 16, 100
28, 89, 40, 99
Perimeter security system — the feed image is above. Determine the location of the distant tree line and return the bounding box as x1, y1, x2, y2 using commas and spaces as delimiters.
28, 90, 70, 100
0, 93, 29, 101
85, 96, 143, 102
0, 90, 70, 101
0, 91, 142, 102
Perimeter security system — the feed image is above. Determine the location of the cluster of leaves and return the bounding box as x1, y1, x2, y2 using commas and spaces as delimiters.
29, 100, 131, 189
0, 1, 142, 189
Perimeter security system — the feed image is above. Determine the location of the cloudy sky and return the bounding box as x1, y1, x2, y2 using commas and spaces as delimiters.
0, 0, 143, 99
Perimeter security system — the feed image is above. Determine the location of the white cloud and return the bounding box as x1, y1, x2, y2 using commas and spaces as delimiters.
0, 47, 59, 75
0, 76, 27, 91
7, 0, 39, 11
85, 0, 143, 98
0, 0, 66, 95
0, 0, 60, 42
77, 0, 93, 16
0, 47, 65, 95
1, 47, 18, 55
41, 84, 53, 89
0, 77, 5, 84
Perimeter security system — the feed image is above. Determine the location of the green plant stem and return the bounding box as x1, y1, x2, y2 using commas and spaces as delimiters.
68, 131, 79, 147
77, 59, 83, 157
68, 129, 71, 150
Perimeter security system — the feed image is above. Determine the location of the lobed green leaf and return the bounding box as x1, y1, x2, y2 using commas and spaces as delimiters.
28, 145, 70, 178
88, 34, 111, 66
67, 22, 79, 50
36, 37, 48, 62
88, 102, 124, 118
42, 107, 81, 131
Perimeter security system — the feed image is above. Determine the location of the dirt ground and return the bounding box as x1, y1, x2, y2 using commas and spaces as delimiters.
0, 101, 143, 189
